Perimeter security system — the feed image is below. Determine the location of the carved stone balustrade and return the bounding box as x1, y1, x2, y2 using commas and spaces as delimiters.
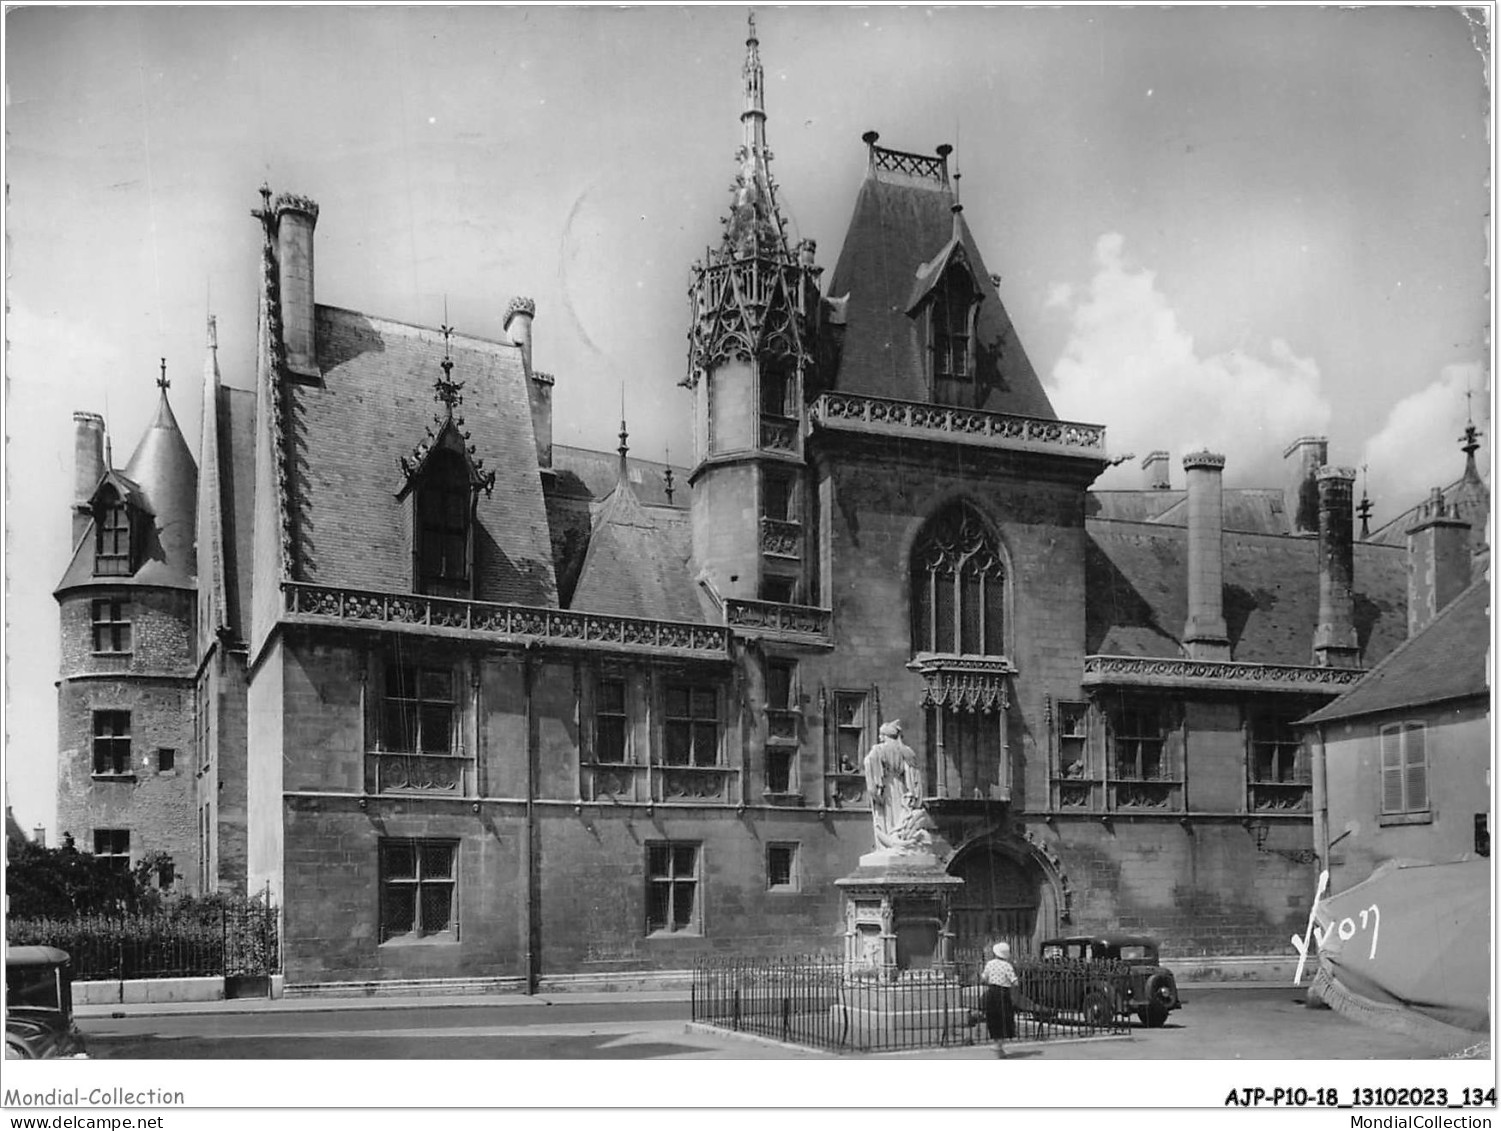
759, 414, 800, 454
808, 392, 1107, 461
723, 598, 833, 648
284, 582, 732, 660
368, 752, 470, 796
1083, 655, 1365, 693
1249, 781, 1313, 813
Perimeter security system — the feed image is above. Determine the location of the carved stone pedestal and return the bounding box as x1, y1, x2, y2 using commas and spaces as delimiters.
836, 850, 965, 978
833, 852, 969, 1049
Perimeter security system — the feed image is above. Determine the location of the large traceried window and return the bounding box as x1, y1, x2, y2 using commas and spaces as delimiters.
379, 839, 458, 943
381, 661, 456, 755
910, 504, 1006, 656
414, 449, 473, 597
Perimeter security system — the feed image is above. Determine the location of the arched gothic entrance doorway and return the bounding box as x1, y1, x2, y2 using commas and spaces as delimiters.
948, 844, 1045, 957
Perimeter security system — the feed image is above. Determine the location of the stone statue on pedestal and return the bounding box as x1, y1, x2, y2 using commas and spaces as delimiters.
863, 720, 934, 854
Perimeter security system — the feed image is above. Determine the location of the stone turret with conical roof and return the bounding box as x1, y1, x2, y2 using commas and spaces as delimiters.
685, 13, 821, 606
54, 360, 201, 896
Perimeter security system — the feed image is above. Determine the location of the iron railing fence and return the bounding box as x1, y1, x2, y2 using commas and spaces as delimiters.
7, 900, 280, 983
692, 953, 1133, 1053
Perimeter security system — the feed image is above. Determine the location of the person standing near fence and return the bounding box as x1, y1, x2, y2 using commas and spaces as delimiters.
981, 941, 1018, 1058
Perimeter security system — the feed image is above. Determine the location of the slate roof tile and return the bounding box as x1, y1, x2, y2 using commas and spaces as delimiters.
1300, 579, 1489, 724
283, 306, 556, 606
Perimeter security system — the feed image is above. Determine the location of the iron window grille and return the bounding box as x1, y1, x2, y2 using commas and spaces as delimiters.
910, 504, 1006, 656
663, 685, 720, 767
646, 841, 701, 934
91, 598, 132, 653
93, 828, 130, 873
1379, 722, 1428, 814
379, 838, 458, 943
92, 710, 132, 776
595, 678, 629, 764
381, 662, 456, 755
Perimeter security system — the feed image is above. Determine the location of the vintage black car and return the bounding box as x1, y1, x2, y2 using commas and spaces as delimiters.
1028, 934, 1182, 1027
5, 946, 88, 1059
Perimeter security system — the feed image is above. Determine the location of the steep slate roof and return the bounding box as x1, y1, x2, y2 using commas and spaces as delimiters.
282, 306, 556, 606
1088, 487, 1290, 534
1085, 518, 1409, 666
822, 168, 1055, 418
1367, 465, 1490, 552
568, 474, 705, 624
552, 444, 689, 509
56, 389, 198, 593
1300, 579, 1489, 725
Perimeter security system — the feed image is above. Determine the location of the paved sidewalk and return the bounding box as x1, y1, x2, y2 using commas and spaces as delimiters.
74, 978, 1278, 1020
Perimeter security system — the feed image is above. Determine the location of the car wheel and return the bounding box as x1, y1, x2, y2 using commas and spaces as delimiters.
5, 1037, 32, 1060
1082, 989, 1112, 1026
1138, 1003, 1170, 1028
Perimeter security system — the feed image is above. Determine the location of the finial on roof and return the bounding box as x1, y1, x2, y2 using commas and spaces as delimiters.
207, 314, 218, 352
747, 10, 757, 44
1459, 386, 1483, 482
663, 443, 675, 505
157, 358, 170, 393
434, 317, 465, 413
1357, 464, 1373, 540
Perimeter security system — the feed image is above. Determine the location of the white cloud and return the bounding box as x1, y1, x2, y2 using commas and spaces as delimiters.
1044, 233, 1332, 488
1044, 281, 1072, 308
1359, 361, 1490, 522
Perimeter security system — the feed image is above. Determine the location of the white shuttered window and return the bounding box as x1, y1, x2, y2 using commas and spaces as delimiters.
1379, 722, 1428, 814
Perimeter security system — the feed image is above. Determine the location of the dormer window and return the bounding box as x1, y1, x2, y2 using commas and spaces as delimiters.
931, 264, 980, 406
414, 449, 473, 598
94, 490, 134, 576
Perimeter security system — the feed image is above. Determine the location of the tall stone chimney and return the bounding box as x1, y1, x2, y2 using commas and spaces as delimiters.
1142, 450, 1171, 490
273, 193, 320, 378
1182, 451, 1230, 660
505, 296, 536, 375
1313, 465, 1360, 668
1406, 487, 1472, 637
72, 411, 106, 546
530, 371, 554, 470
1284, 436, 1327, 536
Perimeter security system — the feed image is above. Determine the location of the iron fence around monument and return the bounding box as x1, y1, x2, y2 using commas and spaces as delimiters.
691, 953, 1133, 1053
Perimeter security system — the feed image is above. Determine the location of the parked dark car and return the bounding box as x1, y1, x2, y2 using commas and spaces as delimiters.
1029, 934, 1182, 1027
5, 946, 88, 1059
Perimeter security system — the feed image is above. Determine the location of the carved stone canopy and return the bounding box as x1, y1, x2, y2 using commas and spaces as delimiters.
906, 653, 1016, 714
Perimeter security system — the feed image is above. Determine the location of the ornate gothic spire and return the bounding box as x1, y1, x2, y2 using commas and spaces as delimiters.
685, 13, 820, 384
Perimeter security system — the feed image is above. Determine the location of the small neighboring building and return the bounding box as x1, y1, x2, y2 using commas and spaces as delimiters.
1301, 494, 1490, 894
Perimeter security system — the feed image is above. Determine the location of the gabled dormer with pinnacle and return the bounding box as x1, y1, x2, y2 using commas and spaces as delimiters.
685, 14, 823, 606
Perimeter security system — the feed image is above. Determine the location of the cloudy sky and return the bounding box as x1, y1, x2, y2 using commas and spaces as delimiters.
4, 6, 1490, 835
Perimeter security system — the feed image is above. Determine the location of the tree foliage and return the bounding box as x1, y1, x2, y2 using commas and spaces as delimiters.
4, 840, 168, 919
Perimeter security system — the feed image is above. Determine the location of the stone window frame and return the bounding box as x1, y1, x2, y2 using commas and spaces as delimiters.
766, 842, 800, 893
1378, 721, 1430, 821
594, 675, 631, 766
376, 655, 460, 757
91, 709, 133, 777
1247, 707, 1308, 785
763, 658, 799, 797
909, 502, 1009, 658
378, 837, 460, 945
1101, 696, 1185, 812
90, 597, 132, 654
156, 747, 176, 774
831, 690, 869, 774
645, 840, 702, 935
93, 828, 130, 873
661, 682, 722, 768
